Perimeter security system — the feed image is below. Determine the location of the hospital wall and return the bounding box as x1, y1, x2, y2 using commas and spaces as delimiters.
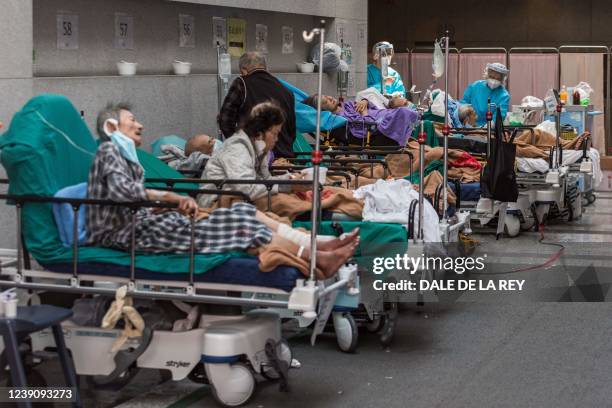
369, 0, 612, 51
0, 0, 368, 250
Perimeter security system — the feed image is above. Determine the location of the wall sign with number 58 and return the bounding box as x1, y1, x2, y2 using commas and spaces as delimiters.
56, 14, 79, 50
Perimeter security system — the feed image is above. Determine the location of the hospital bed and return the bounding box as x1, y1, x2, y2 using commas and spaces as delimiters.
0, 94, 359, 407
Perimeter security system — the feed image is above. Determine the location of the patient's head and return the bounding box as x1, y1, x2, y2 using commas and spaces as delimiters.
239, 51, 267, 76
303, 94, 341, 113
96, 102, 144, 147
185, 134, 215, 156
458, 104, 477, 127
242, 102, 285, 153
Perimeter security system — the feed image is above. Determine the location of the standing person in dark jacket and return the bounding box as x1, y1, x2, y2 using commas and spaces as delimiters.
217, 51, 296, 158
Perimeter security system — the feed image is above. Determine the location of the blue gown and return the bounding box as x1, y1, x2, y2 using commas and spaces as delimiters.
367, 64, 406, 96
461, 80, 510, 127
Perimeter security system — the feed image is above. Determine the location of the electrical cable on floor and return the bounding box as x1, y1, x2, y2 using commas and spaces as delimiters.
471, 224, 565, 276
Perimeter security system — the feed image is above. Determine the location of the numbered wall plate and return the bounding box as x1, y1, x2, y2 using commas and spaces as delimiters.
114, 13, 134, 50
281, 26, 293, 55
179, 14, 195, 48
56, 14, 79, 50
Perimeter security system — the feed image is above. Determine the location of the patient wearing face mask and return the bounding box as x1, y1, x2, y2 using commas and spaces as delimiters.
197, 102, 309, 208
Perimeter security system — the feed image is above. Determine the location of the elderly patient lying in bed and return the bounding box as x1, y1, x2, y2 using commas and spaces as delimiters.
302, 93, 419, 147
87, 102, 359, 278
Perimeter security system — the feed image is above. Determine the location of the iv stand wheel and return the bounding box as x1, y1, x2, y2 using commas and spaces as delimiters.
333, 312, 358, 353
587, 193, 596, 204
206, 362, 256, 407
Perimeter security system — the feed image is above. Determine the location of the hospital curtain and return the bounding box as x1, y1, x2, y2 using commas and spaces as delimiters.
410, 52, 459, 99
457, 53, 507, 100
393, 53, 411, 89
560, 53, 606, 153
507, 54, 559, 106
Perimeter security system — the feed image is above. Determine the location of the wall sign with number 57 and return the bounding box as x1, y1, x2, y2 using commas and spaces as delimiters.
56, 14, 79, 50
114, 13, 134, 49
179, 14, 195, 48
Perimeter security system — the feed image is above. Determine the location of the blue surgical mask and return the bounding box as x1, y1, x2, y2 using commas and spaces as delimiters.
213, 139, 223, 153
110, 130, 140, 165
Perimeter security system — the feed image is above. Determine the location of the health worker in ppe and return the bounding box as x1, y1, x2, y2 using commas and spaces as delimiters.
367, 41, 406, 97
461, 63, 510, 127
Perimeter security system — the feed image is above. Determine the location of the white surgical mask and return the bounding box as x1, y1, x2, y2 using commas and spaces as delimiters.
254, 139, 267, 154
487, 79, 502, 90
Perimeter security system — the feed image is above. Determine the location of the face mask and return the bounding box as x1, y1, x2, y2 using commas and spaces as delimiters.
110, 130, 140, 165
254, 139, 267, 154
103, 118, 140, 164
213, 139, 223, 153
487, 79, 502, 90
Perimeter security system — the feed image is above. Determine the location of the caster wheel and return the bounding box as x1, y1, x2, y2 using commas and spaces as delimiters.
261, 339, 292, 381
206, 362, 255, 407
582, 197, 589, 207
333, 312, 358, 353
504, 215, 520, 238
379, 301, 398, 347
588, 194, 596, 204
365, 315, 384, 333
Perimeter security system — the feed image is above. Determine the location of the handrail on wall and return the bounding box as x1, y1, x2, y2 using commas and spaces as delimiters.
458, 47, 508, 54
508, 47, 560, 54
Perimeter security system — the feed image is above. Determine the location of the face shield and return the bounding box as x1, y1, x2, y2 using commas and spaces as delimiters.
373, 42, 394, 63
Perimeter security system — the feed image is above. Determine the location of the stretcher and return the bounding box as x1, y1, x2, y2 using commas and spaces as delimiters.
0, 92, 358, 407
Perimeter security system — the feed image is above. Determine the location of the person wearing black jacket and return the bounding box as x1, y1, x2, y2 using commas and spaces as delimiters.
217, 51, 296, 158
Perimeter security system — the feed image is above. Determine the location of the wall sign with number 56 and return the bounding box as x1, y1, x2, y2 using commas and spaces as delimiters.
56, 14, 79, 50
114, 13, 134, 49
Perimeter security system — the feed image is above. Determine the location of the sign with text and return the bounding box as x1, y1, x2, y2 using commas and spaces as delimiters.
255, 24, 268, 54
282, 26, 293, 54
179, 14, 195, 48
114, 13, 134, 49
56, 14, 79, 50
227, 18, 246, 57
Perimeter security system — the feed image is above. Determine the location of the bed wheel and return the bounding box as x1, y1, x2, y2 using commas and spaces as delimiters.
588, 193, 596, 204
379, 301, 398, 347
206, 362, 256, 407
365, 315, 384, 333
261, 339, 292, 381
504, 215, 521, 238
333, 312, 358, 353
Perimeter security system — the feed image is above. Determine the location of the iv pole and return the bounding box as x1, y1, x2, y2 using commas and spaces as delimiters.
303, 20, 326, 282
441, 32, 450, 222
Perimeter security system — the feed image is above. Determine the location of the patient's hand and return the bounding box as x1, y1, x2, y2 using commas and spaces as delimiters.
355, 99, 368, 116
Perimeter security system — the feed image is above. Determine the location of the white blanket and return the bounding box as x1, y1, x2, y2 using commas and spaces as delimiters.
516, 148, 602, 188
353, 179, 440, 242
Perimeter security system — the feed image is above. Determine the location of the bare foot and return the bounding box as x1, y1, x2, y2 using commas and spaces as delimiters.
316, 241, 359, 278
317, 228, 360, 251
